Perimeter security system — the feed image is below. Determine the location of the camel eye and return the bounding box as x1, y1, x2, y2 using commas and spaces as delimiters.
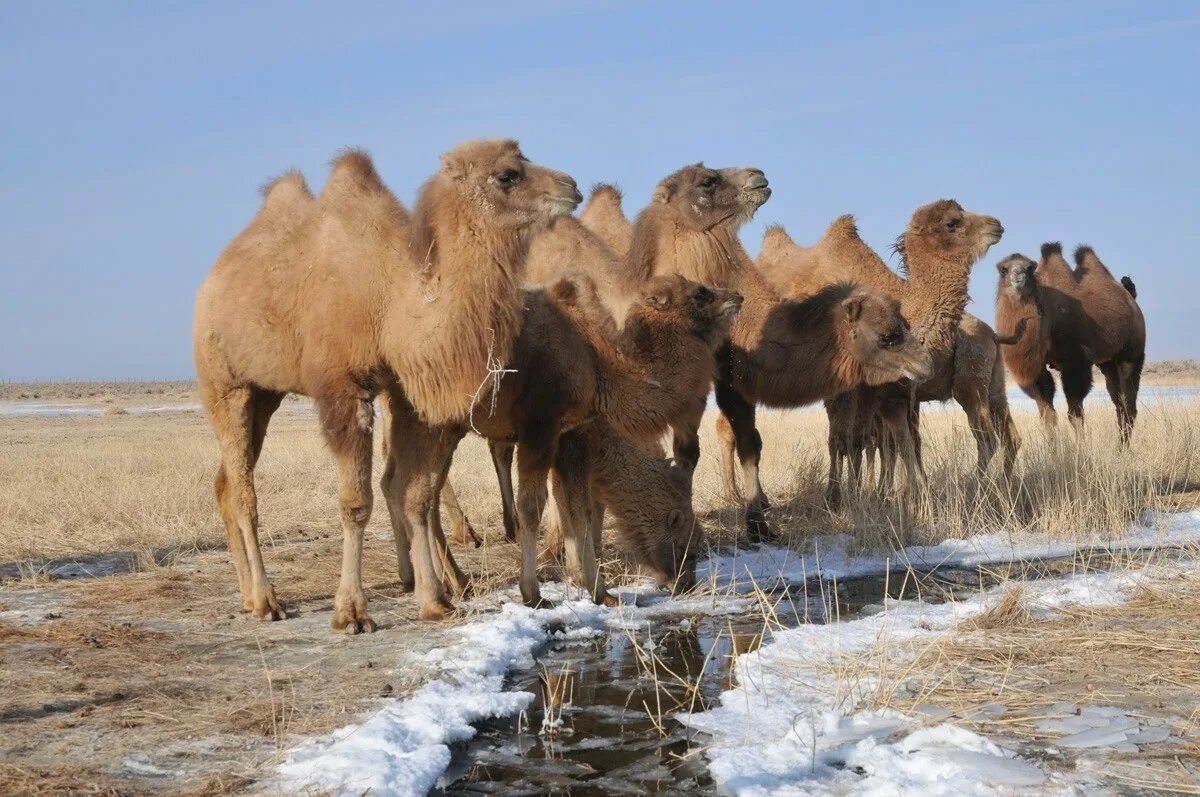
945, 217, 962, 231
693, 286, 713, 305
879, 330, 904, 348
698, 175, 718, 190
495, 169, 520, 187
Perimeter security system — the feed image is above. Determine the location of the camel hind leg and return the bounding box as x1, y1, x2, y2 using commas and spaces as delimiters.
316, 385, 378, 634
1100, 355, 1142, 446
440, 481, 481, 547
489, 441, 519, 542
714, 413, 742, 502
715, 381, 771, 542
380, 389, 457, 621
204, 385, 285, 621
1060, 360, 1094, 433
514, 430, 559, 607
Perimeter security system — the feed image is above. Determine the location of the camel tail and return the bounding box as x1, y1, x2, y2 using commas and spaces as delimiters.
1120, 275, 1137, 299
1040, 241, 1063, 259
994, 316, 1029, 346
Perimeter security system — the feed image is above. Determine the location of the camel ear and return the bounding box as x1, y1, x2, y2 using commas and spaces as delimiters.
439, 151, 467, 180
652, 182, 673, 204
842, 294, 866, 324
644, 291, 670, 310
667, 509, 685, 530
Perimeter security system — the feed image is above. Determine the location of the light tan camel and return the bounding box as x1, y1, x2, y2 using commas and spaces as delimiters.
193, 140, 581, 630
383, 272, 741, 607
616, 164, 934, 538
755, 214, 1013, 507
995, 243, 1145, 442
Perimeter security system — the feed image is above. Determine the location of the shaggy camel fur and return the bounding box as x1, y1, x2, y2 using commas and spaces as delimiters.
622, 164, 934, 537
194, 140, 581, 629
579, 183, 633, 258
755, 214, 1013, 507
995, 243, 1145, 442
384, 272, 741, 607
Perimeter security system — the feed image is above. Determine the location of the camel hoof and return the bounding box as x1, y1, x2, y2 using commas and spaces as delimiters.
333, 613, 377, 634
333, 591, 374, 634
397, 579, 415, 595
251, 601, 286, 622
746, 508, 775, 544
523, 595, 554, 610
419, 599, 456, 622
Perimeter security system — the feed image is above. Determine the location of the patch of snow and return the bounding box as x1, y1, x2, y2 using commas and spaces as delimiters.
680, 569, 1149, 795
276, 580, 753, 796
697, 510, 1200, 593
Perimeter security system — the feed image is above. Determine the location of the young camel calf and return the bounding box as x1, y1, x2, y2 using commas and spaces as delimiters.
382, 273, 741, 609
193, 141, 580, 630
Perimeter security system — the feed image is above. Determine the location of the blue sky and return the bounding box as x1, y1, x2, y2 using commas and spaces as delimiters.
2, 1, 1197, 379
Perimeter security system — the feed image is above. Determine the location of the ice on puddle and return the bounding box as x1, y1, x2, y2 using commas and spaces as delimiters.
1036, 706, 1166, 751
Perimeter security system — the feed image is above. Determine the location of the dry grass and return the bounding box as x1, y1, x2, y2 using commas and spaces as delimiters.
1, 393, 1198, 566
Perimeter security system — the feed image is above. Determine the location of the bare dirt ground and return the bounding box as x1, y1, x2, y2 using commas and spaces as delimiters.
1, 382, 1199, 793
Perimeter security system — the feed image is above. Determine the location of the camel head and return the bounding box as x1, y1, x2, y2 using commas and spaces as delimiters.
651, 163, 771, 231
642, 460, 703, 594
996, 254, 1038, 300
440, 138, 581, 226
841, 289, 934, 385
896, 199, 1004, 272
635, 274, 743, 347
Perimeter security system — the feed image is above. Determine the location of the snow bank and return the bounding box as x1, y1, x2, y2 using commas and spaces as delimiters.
697, 510, 1200, 592
277, 597, 607, 795
680, 569, 1150, 795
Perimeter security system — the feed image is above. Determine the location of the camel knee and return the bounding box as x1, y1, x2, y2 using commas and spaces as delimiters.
342, 497, 373, 528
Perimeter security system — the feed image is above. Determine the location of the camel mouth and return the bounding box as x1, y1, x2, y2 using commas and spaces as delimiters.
544, 194, 582, 218
719, 296, 744, 319
743, 186, 772, 206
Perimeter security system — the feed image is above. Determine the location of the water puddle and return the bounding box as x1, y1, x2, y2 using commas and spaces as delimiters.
435, 549, 1187, 795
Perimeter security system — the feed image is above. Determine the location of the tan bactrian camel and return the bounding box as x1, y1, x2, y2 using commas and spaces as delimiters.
995, 243, 1145, 443
383, 272, 741, 608
588, 165, 932, 537
193, 140, 581, 630
755, 213, 1013, 507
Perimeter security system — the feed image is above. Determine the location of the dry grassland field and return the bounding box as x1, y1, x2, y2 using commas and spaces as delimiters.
0, 378, 1198, 794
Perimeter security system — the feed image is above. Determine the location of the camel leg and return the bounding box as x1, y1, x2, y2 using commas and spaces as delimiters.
543, 489, 565, 562
1098, 361, 1127, 443
429, 454, 471, 596
670, 396, 706, 474
1021, 368, 1058, 428
877, 397, 922, 500
714, 413, 742, 502
954, 383, 995, 474
440, 481, 481, 548
380, 444, 415, 593
314, 387, 379, 634
715, 381, 772, 542
550, 436, 611, 605
213, 388, 283, 611
824, 394, 854, 510
382, 389, 456, 621
204, 386, 285, 621
489, 441, 519, 543
515, 433, 557, 607
1118, 354, 1143, 445
1060, 361, 1093, 434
